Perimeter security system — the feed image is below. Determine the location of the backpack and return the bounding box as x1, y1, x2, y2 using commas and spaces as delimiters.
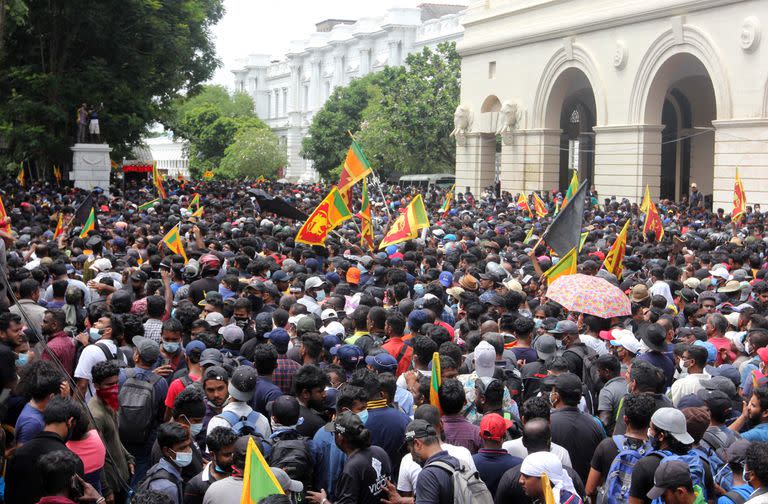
723, 489, 749, 504
597, 436, 653, 504
135, 466, 182, 504
564, 344, 601, 412
651, 450, 707, 503
426, 460, 494, 504
95, 341, 127, 368
266, 431, 314, 488
701, 429, 734, 491
118, 368, 162, 445
218, 410, 263, 437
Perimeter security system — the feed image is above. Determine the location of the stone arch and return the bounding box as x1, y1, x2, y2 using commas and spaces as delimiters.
532, 44, 607, 129
629, 24, 731, 124
481, 95, 502, 113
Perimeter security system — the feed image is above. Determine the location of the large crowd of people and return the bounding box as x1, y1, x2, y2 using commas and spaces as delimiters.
2, 176, 768, 504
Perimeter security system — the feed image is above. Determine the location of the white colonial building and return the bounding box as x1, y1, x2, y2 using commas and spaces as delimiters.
232, 4, 465, 182
144, 135, 190, 178
455, 0, 768, 210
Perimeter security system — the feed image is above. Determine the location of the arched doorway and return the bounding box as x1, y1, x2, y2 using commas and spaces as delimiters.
644, 53, 716, 203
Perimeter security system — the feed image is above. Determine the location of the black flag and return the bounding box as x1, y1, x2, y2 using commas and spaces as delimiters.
541, 181, 587, 258
247, 189, 308, 221
72, 192, 100, 234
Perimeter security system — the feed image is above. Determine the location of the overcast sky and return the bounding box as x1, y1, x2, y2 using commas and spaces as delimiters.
210, 0, 464, 87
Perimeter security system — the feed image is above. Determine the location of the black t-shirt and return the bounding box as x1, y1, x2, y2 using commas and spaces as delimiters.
550, 407, 606, 483
335, 446, 392, 504
590, 435, 647, 477
188, 277, 219, 305
296, 404, 327, 438
629, 452, 714, 504
494, 463, 586, 504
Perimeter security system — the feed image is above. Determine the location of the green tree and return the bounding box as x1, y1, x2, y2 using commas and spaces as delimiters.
0, 0, 223, 175
356, 42, 460, 175
301, 71, 392, 179
218, 127, 286, 179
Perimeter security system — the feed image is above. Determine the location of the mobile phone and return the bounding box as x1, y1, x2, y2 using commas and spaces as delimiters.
70, 476, 84, 499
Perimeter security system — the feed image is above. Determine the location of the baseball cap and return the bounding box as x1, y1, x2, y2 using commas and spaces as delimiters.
323, 321, 345, 338
200, 348, 224, 367
682, 406, 711, 442
474, 341, 496, 378
205, 312, 225, 327
185, 340, 206, 358
218, 324, 245, 344
228, 366, 258, 401
296, 316, 317, 335
90, 258, 112, 272
365, 352, 398, 373
697, 389, 732, 418
548, 320, 578, 335
610, 331, 643, 355
404, 419, 437, 443
725, 439, 751, 465
271, 270, 291, 282
131, 270, 148, 282
646, 461, 692, 500
305, 277, 324, 291
198, 292, 224, 308
330, 344, 364, 367
651, 408, 694, 444
203, 365, 228, 383
346, 267, 361, 285
699, 375, 737, 398
270, 467, 303, 493
438, 271, 453, 288
321, 309, 338, 322
322, 334, 341, 352
479, 412, 514, 441
554, 372, 582, 397
534, 335, 557, 361
132, 336, 160, 363
324, 411, 365, 437
265, 328, 290, 347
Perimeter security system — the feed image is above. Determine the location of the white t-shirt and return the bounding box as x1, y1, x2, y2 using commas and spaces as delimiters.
501, 438, 573, 468
206, 401, 271, 439
397, 443, 476, 492
73, 340, 126, 400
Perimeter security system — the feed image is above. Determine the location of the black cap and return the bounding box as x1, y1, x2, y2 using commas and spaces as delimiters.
404, 419, 437, 443
647, 461, 693, 499
324, 411, 365, 438
554, 372, 582, 396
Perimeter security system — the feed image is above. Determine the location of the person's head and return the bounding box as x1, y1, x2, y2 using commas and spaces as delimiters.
519, 451, 567, 500
19, 278, 40, 301
623, 393, 656, 432
522, 417, 551, 453
132, 335, 161, 367
705, 313, 728, 338
21, 360, 64, 403
648, 408, 694, 453
41, 310, 66, 336
411, 336, 438, 369
326, 411, 372, 454
744, 441, 768, 489
596, 354, 621, 383
202, 366, 229, 408
42, 396, 80, 440
157, 421, 192, 468
414, 404, 443, 436
646, 460, 696, 504
680, 344, 708, 374
405, 418, 441, 465
550, 373, 582, 408
628, 359, 662, 393
474, 377, 504, 412
160, 318, 184, 354
92, 312, 123, 342
91, 360, 120, 410
437, 378, 466, 415
37, 450, 84, 500
206, 426, 238, 475
252, 344, 278, 376
385, 312, 406, 339
271, 395, 301, 427
294, 364, 328, 410
172, 386, 206, 436
748, 387, 768, 427
0, 312, 23, 345
336, 385, 369, 415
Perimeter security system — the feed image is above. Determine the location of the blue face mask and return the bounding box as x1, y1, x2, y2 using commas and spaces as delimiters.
316, 290, 326, 302
413, 284, 425, 296
214, 464, 229, 474
162, 341, 180, 354
89, 327, 102, 342
189, 422, 203, 436
172, 449, 193, 468
15, 352, 29, 367
218, 286, 235, 299
356, 409, 369, 424
533, 318, 543, 329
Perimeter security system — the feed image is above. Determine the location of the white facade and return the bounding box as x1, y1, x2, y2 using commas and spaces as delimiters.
232, 4, 465, 182
455, 0, 768, 210
144, 136, 190, 178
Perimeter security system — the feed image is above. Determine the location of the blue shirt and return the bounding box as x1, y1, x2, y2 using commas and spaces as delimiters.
311, 425, 347, 500
740, 356, 761, 396
472, 448, 523, 495
250, 377, 283, 417
366, 404, 411, 473
147, 458, 183, 504
637, 351, 675, 387
742, 423, 768, 442
395, 387, 414, 417
14, 403, 44, 444
718, 484, 753, 504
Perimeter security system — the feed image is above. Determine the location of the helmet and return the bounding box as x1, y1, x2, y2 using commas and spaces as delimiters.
199, 253, 221, 272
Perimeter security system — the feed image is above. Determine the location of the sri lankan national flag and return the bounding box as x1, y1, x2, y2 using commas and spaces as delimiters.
440, 184, 455, 216
562, 171, 579, 208
517, 193, 532, 218
110, 159, 119, 170
639, 185, 652, 213
17, 163, 25, 188
543, 247, 577, 285
162, 223, 188, 264
603, 219, 629, 279
579, 231, 589, 252
379, 194, 429, 249
357, 178, 374, 251
138, 198, 159, 211
430, 352, 442, 415
533, 193, 548, 218
53, 165, 62, 184
54, 213, 64, 239
733, 167, 747, 221
0, 195, 11, 234
295, 187, 352, 246
152, 162, 167, 199
643, 198, 664, 242
188, 193, 200, 210
191, 206, 204, 218
79, 208, 97, 238
240, 436, 284, 504
338, 140, 372, 193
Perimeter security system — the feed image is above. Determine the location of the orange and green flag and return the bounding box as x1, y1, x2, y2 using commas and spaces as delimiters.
533, 193, 548, 218
110, 159, 119, 170
643, 198, 664, 242
358, 177, 374, 251
295, 187, 352, 246
152, 162, 167, 199
430, 352, 442, 415
54, 213, 65, 239
17, 163, 25, 188
543, 247, 577, 285
579, 231, 589, 252
0, 195, 11, 234
53, 165, 62, 184
603, 219, 629, 279
562, 170, 579, 208
162, 223, 188, 264
188, 193, 200, 210
79, 208, 96, 238
338, 140, 372, 193
138, 198, 159, 211
440, 184, 455, 216
639, 184, 652, 213
191, 206, 204, 219
378, 195, 430, 249
733, 167, 747, 221
203, 170, 214, 180
517, 193, 532, 218
240, 436, 284, 504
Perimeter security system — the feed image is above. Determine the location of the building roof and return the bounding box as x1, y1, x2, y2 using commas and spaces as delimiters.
418, 3, 466, 21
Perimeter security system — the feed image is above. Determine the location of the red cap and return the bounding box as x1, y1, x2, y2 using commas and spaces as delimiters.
479, 413, 513, 441
598, 330, 615, 341
758, 347, 768, 365
590, 251, 606, 261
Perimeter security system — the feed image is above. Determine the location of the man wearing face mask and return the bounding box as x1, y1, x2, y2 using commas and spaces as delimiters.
184, 426, 237, 504
670, 345, 709, 406
74, 313, 127, 399
163, 340, 206, 420
159, 318, 185, 376
740, 329, 768, 398
299, 277, 325, 318
139, 422, 192, 504
89, 361, 134, 504
5, 396, 85, 504
152, 387, 207, 482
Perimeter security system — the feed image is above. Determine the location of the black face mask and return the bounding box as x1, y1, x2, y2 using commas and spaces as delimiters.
649, 433, 662, 451
248, 295, 264, 312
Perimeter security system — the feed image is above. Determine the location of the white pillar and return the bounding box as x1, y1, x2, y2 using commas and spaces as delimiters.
712, 118, 768, 210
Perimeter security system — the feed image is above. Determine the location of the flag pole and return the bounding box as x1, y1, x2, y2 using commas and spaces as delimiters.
348, 130, 391, 222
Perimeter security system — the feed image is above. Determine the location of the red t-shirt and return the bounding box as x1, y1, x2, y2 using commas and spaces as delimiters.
165, 374, 201, 409
382, 337, 413, 376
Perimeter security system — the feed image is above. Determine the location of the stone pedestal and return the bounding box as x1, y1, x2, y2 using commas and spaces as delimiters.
455, 133, 497, 195
71, 143, 112, 193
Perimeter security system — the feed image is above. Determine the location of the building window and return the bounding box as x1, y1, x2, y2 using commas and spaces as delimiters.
274, 91, 280, 117
303, 85, 309, 109
570, 109, 580, 123
488, 61, 496, 79
267, 93, 272, 118
283, 89, 288, 116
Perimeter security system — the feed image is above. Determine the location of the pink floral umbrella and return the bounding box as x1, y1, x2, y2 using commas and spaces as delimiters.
546, 273, 631, 318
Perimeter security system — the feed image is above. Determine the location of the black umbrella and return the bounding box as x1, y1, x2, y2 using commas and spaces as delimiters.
247, 189, 308, 221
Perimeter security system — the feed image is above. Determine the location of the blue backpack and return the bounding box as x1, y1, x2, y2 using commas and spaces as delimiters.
694, 443, 727, 491
218, 410, 263, 437
651, 450, 707, 504
598, 436, 653, 504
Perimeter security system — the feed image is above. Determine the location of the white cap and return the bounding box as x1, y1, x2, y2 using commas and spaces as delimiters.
474, 341, 496, 377
323, 321, 345, 338
305, 276, 324, 291
90, 258, 112, 272
321, 308, 338, 321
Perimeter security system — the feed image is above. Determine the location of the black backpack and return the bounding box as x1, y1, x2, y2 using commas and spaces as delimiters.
118, 368, 162, 445
135, 466, 182, 504
95, 341, 127, 368
564, 344, 601, 412
266, 431, 314, 489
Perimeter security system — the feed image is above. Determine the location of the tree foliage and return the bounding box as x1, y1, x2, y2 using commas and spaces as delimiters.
302, 42, 460, 180
165, 85, 272, 178
0, 0, 224, 174
218, 127, 287, 179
